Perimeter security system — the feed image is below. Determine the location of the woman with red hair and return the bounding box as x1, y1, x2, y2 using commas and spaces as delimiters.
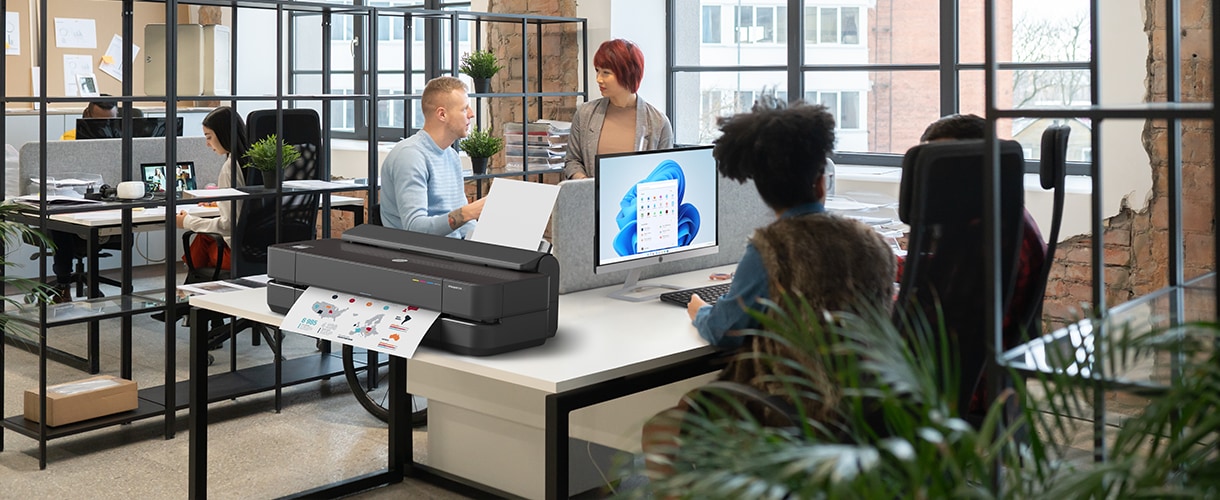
564, 39, 673, 179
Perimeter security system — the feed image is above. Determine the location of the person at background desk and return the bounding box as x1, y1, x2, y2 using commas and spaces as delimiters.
641, 99, 896, 477
175, 106, 249, 270
46, 97, 121, 301
915, 113, 1048, 417
381, 76, 484, 238
564, 39, 673, 180
59, 97, 117, 140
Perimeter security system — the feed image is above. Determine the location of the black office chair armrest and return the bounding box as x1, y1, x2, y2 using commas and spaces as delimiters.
182, 230, 229, 282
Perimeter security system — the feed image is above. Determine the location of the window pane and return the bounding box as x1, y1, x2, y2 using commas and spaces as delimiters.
804, 7, 817, 44
293, 14, 324, 72
673, 0, 786, 66
702, 6, 721, 44
757, 7, 774, 43
776, 7, 787, 44
841, 7, 860, 45
378, 16, 391, 41
961, 0, 1090, 64
840, 91, 860, 129
671, 70, 787, 144
807, 70, 939, 154
819, 8, 837, 44
735, 6, 754, 44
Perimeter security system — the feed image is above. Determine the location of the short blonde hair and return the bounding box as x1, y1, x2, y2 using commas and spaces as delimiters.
421, 76, 468, 116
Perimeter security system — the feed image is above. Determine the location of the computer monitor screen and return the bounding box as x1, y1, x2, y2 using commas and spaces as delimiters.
75, 117, 184, 140
141, 161, 197, 195
594, 145, 718, 282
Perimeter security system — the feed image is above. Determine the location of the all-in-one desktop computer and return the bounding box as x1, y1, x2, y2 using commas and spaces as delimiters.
594, 145, 719, 301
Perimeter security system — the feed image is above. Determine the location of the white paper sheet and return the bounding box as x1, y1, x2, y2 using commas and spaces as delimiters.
469, 179, 560, 251
283, 179, 352, 190
6, 12, 20, 55
279, 286, 437, 358
98, 34, 138, 82
182, 187, 245, 199
54, 18, 96, 49
30, 66, 39, 110
62, 54, 93, 96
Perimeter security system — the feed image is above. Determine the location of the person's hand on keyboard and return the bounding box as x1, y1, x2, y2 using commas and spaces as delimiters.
687, 293, 708, 320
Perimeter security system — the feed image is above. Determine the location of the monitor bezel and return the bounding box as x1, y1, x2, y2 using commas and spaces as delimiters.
593, 145, 719, 275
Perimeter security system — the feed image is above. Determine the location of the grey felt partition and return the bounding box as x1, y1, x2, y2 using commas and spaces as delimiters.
17, 136, 219, 195
549, 177, 773, 294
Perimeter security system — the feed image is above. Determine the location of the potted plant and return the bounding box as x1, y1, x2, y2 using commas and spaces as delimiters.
460, 126, 504, 175
635, 297, 1220, 499
243, 134, 301, 189
459, 49, 503, 94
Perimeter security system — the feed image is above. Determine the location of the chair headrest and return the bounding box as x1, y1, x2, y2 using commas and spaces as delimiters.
898, 139, 1026, 224
1039, 124, 1071, 189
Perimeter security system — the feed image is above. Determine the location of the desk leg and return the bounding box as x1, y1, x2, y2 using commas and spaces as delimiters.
120, 315, 132, 380
544, 395, 569, 500
389, 357, 409, 476
189, 307, 208, 500
86, 231, 101, 374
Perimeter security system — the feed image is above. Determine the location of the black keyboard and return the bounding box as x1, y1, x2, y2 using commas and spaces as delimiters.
659, 282, 734, 307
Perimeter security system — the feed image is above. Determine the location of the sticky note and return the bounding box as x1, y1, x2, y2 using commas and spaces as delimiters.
101, 55, 114, 64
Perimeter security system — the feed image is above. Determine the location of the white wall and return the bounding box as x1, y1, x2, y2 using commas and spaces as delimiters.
1097, 0, 1153, 220
578, 1, 668, 112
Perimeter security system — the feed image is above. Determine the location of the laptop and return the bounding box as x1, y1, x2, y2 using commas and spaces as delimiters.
141, 161, 197, 198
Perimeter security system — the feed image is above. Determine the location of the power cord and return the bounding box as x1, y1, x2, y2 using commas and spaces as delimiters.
588, 440, 617, 496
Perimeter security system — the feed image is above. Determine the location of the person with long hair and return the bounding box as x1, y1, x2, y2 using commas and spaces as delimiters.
176, 106, 249, 269
564, 39, 673, 180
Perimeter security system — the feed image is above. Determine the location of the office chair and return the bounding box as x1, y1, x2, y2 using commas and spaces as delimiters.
893, 138, 1027, 424
244, 108, 323, 186
182, 145, 321, 364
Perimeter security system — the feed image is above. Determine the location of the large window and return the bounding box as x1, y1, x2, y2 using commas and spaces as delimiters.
289, 0, 471, 141
670, 0, 1093, 171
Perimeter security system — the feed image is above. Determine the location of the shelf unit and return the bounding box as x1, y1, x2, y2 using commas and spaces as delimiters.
986, 0, 1217, 480
0, 0, 383, 470
362, 8, 587, 201
0, 0, 588, 473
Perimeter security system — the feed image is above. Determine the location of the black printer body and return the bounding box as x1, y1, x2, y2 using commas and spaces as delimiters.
266, 224, 559, 356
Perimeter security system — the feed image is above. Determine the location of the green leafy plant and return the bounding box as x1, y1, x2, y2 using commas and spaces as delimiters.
459, 49, 503, 79
0, 203, 57, 338
459, 126, 505, 159
629, 294, 1220, 499
243, 134, 301, 173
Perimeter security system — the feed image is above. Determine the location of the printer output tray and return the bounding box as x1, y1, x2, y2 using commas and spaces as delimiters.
268, 281, 550, 356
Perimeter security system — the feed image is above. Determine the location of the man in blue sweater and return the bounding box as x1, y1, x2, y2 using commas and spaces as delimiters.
381, 76, 485, 238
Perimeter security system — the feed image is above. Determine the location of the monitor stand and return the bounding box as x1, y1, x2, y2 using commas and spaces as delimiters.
606, 268, 683, 302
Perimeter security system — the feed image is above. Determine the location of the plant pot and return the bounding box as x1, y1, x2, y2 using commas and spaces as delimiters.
262, 171, 279, 189
470, 157, 489, 175
473, 77, 491, 94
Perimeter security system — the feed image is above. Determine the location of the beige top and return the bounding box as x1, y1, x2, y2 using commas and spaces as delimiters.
596, 103, 637, 157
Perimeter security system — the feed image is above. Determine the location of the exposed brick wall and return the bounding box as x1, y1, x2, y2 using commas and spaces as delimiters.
483, 0, 578, 174
1041, 0, 1214, 330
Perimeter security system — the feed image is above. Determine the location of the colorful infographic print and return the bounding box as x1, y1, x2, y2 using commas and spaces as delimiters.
279, 286, 439, 358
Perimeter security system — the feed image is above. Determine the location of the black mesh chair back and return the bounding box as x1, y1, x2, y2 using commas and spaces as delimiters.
245, 108, 323, 184
229, 193, 319, 278
894, 138, 1027, 418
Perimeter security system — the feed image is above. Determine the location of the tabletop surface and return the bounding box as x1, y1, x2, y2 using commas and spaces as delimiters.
191, 265, 731, 394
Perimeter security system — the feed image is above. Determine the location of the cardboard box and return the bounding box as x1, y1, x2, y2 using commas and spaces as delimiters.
24, 376, 138, 427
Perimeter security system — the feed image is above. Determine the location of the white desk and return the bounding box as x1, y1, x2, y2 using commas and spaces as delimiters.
187, 265, 733, 499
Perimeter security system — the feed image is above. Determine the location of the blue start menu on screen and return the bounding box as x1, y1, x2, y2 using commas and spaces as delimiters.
595, 146, 718, 272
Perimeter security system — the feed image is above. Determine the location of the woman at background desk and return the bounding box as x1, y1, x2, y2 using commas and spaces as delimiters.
175, 106, 248, 270
564, 39, 673, 180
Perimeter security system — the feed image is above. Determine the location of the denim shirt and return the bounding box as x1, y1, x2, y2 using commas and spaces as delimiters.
693, 202, 826, 347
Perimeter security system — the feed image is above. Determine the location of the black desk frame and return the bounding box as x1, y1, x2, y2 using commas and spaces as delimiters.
186, 301, 722, 499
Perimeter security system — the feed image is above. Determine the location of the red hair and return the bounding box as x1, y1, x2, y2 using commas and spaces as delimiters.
593, 39, 645, 94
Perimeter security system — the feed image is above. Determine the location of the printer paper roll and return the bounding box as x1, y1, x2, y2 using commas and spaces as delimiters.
279, 286, 438, 358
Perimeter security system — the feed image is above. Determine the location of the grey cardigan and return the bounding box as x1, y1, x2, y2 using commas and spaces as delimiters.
564, 96, 674, 179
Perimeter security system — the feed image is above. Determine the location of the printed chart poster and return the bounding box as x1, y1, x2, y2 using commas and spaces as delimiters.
280, 286, 437, 358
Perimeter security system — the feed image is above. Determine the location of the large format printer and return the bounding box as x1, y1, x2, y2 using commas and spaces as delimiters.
266, 224, 559, 356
